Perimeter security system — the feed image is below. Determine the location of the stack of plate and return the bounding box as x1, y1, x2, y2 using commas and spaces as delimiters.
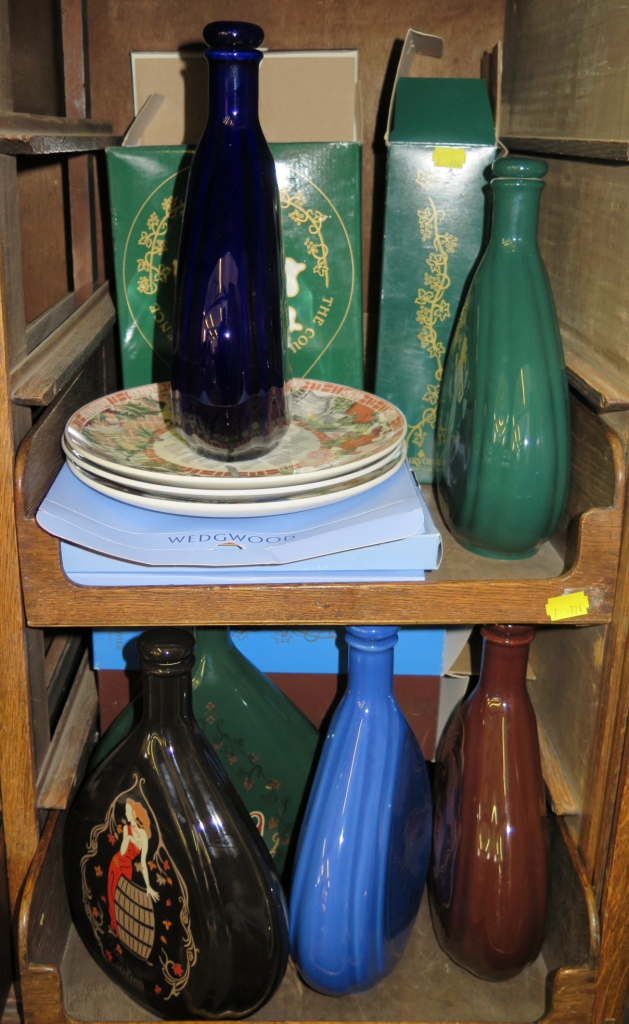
63, 379, 408, 518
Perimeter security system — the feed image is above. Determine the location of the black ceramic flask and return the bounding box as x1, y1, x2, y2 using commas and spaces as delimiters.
64, 629, 289, 1020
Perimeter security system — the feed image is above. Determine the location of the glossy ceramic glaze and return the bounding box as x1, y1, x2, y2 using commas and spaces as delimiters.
89, 628, 319, 882
437, 157, 570, 558
65, 629, 289, 1019
65, 380, 406, 486
171, 21, 288, 460
290, 626, 432, 996
430, 625, 550, 981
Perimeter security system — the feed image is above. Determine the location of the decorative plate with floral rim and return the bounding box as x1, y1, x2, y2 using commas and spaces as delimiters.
65, 446, 408, 518
65, 380, 406, 489
63, 436, 405, 500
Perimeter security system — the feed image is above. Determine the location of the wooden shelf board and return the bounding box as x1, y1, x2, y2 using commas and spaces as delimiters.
18, 810, 598, 1024
25, 293, 76, 357
11, 284, 115, 406
502, 136, 629, 162
564, 348, 629, 413
14, 488, 619, 626
13, 348, 625, 628
536, 712, 581, 816
0, 112, 120, 155
424, 491, 564, 582
36, 652, 98, 810
59, 903, 547, 1023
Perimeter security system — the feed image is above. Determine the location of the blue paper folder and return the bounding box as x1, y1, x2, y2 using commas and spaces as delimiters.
38, 461, 441, 584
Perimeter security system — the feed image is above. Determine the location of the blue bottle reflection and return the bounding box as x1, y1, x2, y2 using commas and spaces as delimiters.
290, 626, 432, 996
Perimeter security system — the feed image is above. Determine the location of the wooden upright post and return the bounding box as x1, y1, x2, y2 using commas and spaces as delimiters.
61, 0, 94, 307
0, 0, 40, 906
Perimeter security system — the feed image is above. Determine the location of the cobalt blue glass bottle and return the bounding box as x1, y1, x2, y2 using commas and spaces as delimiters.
289, 626, 432, 996
171, 21, 289, 460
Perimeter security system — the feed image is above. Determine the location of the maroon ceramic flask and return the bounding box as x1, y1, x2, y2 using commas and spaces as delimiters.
430, 624, 550, 981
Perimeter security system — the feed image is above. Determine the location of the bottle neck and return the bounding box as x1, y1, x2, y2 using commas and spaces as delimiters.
477, 627, 533, 698
206, 53, 261, 130
348, 647, 395, 698
142, 670, 193, 724
196, 626, 234, 653
346, 626, 398, 699
490, 178, 544, 249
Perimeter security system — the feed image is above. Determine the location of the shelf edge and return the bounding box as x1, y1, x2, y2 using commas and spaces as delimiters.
564, 347, 629, 412
11, 284, 115, 406
502, 135, 629, 161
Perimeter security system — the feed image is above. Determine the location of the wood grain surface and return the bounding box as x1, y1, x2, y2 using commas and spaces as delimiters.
61, 0, 94, 307
503, 136, 629, 161
0, 830, 13, 1018
585, 435, 629, 1019
592, 675, 629, 1023
564, 348, 629, 414
36, 651, 98, 810
578, 461, 629, 897
16, 345, 106, 521
16, 159, 70, 327
27, 627, 50, 778
0, 112, 117, 155
536, 711, 580, 816
0, 2, 43, 914
502, 0, 629, 144
530, 626, 606, 812
537, 159, 629, 409
13, 502, 622, 627
0, 160, 40, 903
26, 294, 76, 356
11, 283, 115, 405
544, 815, 600, 973
7, 0, 65, 119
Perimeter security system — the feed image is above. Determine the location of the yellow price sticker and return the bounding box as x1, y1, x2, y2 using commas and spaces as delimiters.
432, 147, 467, 169
545, 592, 590, 622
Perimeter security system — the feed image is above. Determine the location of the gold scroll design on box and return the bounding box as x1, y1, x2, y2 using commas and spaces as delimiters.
406, 171, 458, 476
136, 196, 185, 297
279, 189, 330, 288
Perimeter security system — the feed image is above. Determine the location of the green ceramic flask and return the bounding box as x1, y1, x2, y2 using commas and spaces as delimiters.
436, 157, 570, 559
89, 628, 319, 882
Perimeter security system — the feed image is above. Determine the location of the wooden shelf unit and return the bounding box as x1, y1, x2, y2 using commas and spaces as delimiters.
13, 358, 626, 627
2, 1, 629, 1024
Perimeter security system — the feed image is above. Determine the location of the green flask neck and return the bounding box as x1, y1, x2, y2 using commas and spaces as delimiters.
490, 178, 543, 248
194, 626, 235, 653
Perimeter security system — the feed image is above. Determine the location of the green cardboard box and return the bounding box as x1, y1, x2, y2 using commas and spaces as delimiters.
106, 49, 363, 390
376, 54, 497, 482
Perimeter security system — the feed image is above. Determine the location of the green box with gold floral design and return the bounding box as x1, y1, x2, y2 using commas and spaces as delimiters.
106, 144, 363, 390
375, 79, 496, 482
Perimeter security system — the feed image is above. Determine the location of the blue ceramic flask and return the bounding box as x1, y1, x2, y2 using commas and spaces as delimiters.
171, 21, 289, 460
289, 626, 432, 996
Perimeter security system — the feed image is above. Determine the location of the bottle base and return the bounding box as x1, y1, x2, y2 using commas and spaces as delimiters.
175, 424, 287, 462
429, 900, 535, 982
171, 386, 289, 461
437, 498, 542, 559
457, 538, 540, 560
